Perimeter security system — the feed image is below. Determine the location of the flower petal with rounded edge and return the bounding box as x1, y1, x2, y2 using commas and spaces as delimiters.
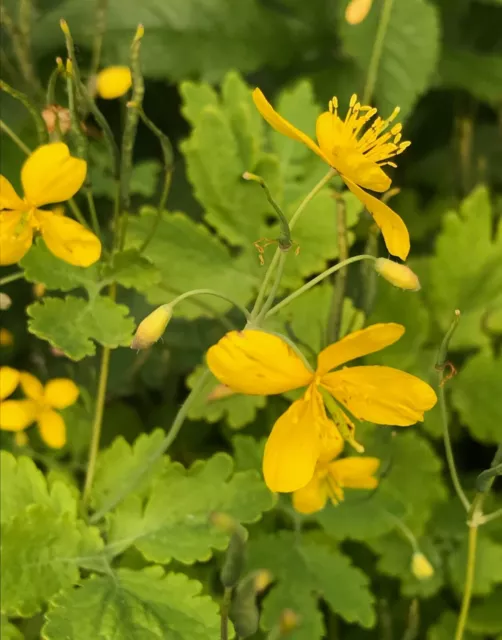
0, 175, 24, 210
37, 409, 66, 448
19, 371, 44, 401
252, 88, 332, 165
263, 393, 321, 493
44, 378, 79, 409
328, 457, 380, 489
207, 330, 313, 395
322, 365, 437, 426
37, 210, 101, 266
0, 366, 20, 400
292, 472, 329, 514
342, 176, 410, 260
315, 112, 391, 192
317, 323, 404, 375
0, 211, 33, 265
0, 399, 38, 431
96, 66, 132, 99
21, 143, 87, 207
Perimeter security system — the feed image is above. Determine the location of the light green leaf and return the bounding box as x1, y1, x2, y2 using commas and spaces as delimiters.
130, 160, 162, 197
186, 365, 266, 429
449, 532, 502, 596
126, 208, 259, 318
467, 587, 502, 634
439, 49, 502, 104
340, 0, 440, 117
90, 429, 167, 513
43, 568, 220, 640
102, 249, 162, 292
427, 186, 502, 349
27, 295, 134, 360
428, 612, 476, 640
0, 616, 23, 640
107, 453, 275, 563
247, 532, 375, 638
232, 435, 264, 473
451, 349, 502, 443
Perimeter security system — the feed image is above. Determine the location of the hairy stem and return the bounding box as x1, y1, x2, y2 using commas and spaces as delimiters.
362, 0, 395, 104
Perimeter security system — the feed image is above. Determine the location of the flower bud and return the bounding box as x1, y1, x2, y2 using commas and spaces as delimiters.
375, 258, 421, 291
280, 609, 300, 634
0, 328, 14, 347
345, 0, 373, 24
33, 283, 46, 298
131, 305, 171, 350
254, 569, 272, 593
0, 293, 12, 310
411, 551, 434, 580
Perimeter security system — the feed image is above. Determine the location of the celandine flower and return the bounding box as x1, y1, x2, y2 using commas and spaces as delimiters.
96, 66, 132, 99
253, 89, 411, 259
0, 143, 101, 266
292, 435, 380, 514
207, 324, 437, 493
0, 370, 79, 448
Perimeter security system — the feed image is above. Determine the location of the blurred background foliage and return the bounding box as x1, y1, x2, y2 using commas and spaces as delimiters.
1, 0, 502, 639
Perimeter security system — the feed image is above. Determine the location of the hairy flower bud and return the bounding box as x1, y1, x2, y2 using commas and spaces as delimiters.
375, 258, 421, 291
411, 551, 434, 580
131, 305, 171, 350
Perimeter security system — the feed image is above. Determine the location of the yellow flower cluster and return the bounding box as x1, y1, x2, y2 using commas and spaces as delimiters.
207, 325, 437, 513
0, 366, 79, 448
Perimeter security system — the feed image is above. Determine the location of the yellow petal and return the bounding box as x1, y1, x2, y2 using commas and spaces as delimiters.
263, 394, 321, 493
0, 366, 20, 400
328, 456, 380, 489
342, 177, 410, 260
322, 365, 437, 426
37, 210, 101, 266
252, 88, 331, 165
0, 399, 38, 430
19, 371, 44, 401
345, 0, 374, 24
44, 378, 79, 409
292, 472, 329, 514
207, 330, 313, 395
21, 143, 87, 207
317, 323, 404, 375
96, 66, 132, 99
316, 112, 391, 192
0, 175, 24, 210
0, 210, 34, 265
37, 409, 66, 448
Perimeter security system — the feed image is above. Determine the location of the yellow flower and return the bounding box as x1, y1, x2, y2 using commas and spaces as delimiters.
96, 66, 132, 99
292, 439, 380, 514
0, 143, 101, 266
253, 89, 411, 260
207, 324, 437, 493
0, 370, 79, 448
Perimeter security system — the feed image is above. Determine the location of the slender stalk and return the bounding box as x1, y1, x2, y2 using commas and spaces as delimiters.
327, 193, 348, 344
169, 288, 250, 322
89, 367, 212, 522
0, 120, 31, 155
454, 523, 478, 640
289, 169, 336, 230
138, 171, 172, 254
68, 197, 91, 229
362, 0, 395, 104
254, 252, 287, 324
86, 189, 101, 237
481, 506, 502, 525
250, 250, 281, 321
220, 587, 232, 640
0, 79, 47, 144
265, 255, 375, 319
89, 0, 108, 80
83, 345, 111, 505
0, 271, 24, 286
385, 510, 419, 552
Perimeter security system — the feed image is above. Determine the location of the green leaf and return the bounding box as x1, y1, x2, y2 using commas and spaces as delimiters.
130, 161, 162, 197
102, 249, 162, 292
467, 587, 502, 634
90, 429, 167, 513
451, 349, 502, 443
428, 611, 477, 640
232, 435, 264, 473
107, 453, 275, 563
439, 49, 502, 104
247, 532, 375, 638
339, 0, 440, 117
1, 505, 102, 617
427, 186, 502, 349
316, 429, 447, 540
0, 616, 23, 640
27, 295, 134, 360
186, 365, 266, 429
20, 239, 100, 293
43, 567, 220, 640
448, 532, 502, 596
126, 208, 259, 318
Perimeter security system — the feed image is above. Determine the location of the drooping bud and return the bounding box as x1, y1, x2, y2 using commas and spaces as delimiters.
345, 0, 373, 24
411, 551, 434, 580
375, 258, 421, 291
131, 305, 171, 350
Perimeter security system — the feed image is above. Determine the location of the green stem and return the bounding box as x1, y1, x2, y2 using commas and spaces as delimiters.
254, 251, 287, 324
266, 255, 375, 319
289, 169, 336, 230
327, 193, 347, 344
481, 506, 502, 525
89, 0, 108, 80
454, 519, 478, 640
169, 288, 250, 322
220, 587, 232, 640
68, 197, 91, 229
0, 120, 31, 155
89, 367, 212, 522
138, 171, 172, 254
83, 345, 111, 505
86, 189, 101, 237
0, 271, 24, 286
385, 510, 419, 552
244, 172, 292, 250
362, 0, 395, 104
0, 79, 47, 144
